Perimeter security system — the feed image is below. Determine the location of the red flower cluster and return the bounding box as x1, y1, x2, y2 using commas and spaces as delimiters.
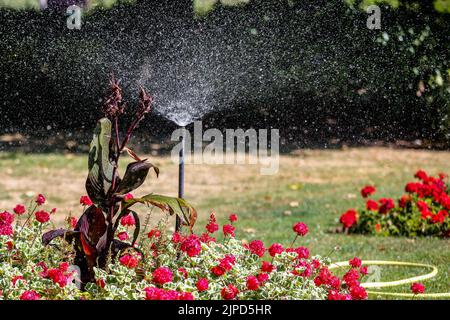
120, 213, 135, 226
35, 210, 50, 223
119, 254, 140, 269
13, 204, 26, 215
144, 287, 194, 300
221, 284, 239, 300
268, 243, 284, 257
206, 212, 219, 233
0, 211, 14, 236
80, 195, 93, 206
223, 224, 235, 237
196, 278, 209, 292
180, 234, 202, 257
247, 240, 266, 257
211, 255, 236, 276
361, 185, 376, 198
292, 222, 308, 236
42, 262, 73, 288
340, 209, 358, 229
152, 267, 173, 285
20, 290, 40, 300
410, 282, 425, 294
35, 194, 46, 206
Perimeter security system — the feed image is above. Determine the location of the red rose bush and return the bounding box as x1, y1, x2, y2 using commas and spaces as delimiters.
338, 171, 450, 237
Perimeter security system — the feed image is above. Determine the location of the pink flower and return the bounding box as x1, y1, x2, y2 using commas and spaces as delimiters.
268, 243, 284, 257
229, 214, 238, 223
79, 195, 93, 206
196, 278, 209, 292
152, 267, 173, 285
292, 222, 308, 236
35, 210, 50, 223
117, 231, 129, 241
221, 284, 239, 300
35, 194, 46, 206
246, 275, 260, 291
349, 257, 362, 268
120, 213, 135, 226
223, 224, 235, 237
20, 290, 40, 300
180, 235, 202, 257
411, 282, 425, 294
248, 240, 266, 257
119, 254, 139, 269
13, 204, 26, 215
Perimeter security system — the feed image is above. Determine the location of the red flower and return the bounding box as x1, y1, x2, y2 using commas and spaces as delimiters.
414, 170, 428, 181
13, 204, 26, 215
248, 240, 266, 257
20, 290, 40, 300
120, 214, 135, 226
35, 210, 50, 223
180, 235, 202, 257
360, 266, 368, 275
221, 284, 239, 300
79, 195, 93, 206
178, 268, 188, 279
378, 198, 395, 214
12, 275, 24, 286
257, 273, 269, 283
123, 193, 134, 201
211, 266, 226, 276
340, 209, 358, 229
117, 231, 129, 241
47, 268, 69, 287
172, 232, 182, 244
0, 223, 13, 236
223, 224, 235, 237
268, 243, 284, 257
229, 214, 238, 223
432, 210, 448, 224
0, 211, 14, 224
410, 282, 425, 294
366, 199, 379, 211
67, 216, 78, 229
361, 185, 376, 198
261, 261, 275, 273
375, 223, 381, 233
328, 290, 351, 300
179, 292, 194, 300
314, 267, 332, 287
152, 267, 173, 285
196, 278, 209, 292
349, 284, 368, 300
349, 257, 362, 268
35, 194, 46, 206
246, 276, 260, 291
292, 222, 308, 236
343, 269, 360, 287
199, 232, 216, 243
96, 278, 106, 288
148, 229, 161, 239
119, 254, 139, 269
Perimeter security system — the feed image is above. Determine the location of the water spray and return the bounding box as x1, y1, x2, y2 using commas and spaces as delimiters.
176, 126, 185, 233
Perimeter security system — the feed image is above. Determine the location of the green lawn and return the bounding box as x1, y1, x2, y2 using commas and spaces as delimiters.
0, 148, 449, 299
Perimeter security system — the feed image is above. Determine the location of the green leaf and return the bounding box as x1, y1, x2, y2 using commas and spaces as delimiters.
122, 194, 197, 231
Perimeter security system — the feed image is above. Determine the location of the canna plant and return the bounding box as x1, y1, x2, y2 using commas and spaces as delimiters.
42, 76, 197, 287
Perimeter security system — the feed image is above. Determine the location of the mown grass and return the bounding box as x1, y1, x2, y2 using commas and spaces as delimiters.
0, 148, 449, 299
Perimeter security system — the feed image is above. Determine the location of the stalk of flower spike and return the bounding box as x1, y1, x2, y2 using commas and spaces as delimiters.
176, 127, 185, 233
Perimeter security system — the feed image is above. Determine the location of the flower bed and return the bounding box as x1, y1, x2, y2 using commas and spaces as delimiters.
339, 170, 450, 237
0, 199, 370, 300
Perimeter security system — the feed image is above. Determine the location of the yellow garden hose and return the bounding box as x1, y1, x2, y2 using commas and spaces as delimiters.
329, 260, 450, 298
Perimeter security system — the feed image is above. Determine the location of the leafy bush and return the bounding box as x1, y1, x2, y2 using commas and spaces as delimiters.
339, 170, 450, 237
